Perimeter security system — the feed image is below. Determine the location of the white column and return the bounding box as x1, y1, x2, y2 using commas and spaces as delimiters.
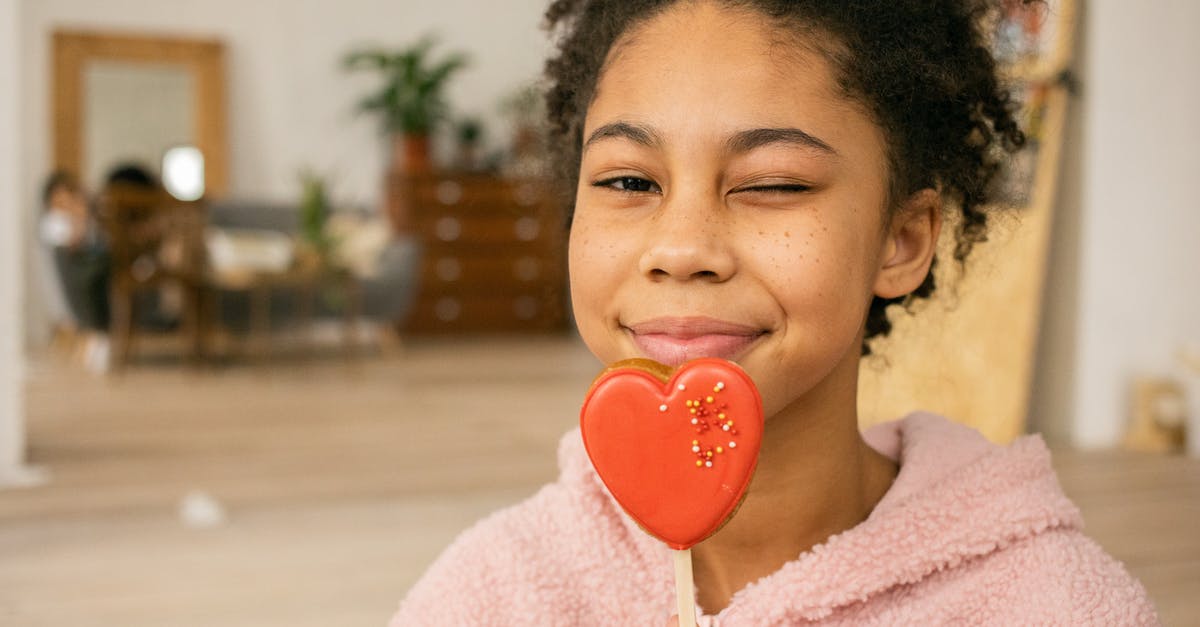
0, 0, 44, 487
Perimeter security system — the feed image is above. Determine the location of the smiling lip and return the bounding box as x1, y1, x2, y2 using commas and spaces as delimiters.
624, 317, 765, 367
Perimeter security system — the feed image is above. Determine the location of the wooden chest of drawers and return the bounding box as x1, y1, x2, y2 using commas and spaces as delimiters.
388, 174, 569, 334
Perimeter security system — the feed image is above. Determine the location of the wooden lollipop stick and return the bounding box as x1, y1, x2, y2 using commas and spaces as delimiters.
673, 549, 697, 627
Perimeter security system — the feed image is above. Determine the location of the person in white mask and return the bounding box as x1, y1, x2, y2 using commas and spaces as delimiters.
40, 170, 111, 373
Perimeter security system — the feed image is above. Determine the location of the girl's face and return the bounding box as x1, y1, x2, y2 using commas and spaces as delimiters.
569, 2, 915, 419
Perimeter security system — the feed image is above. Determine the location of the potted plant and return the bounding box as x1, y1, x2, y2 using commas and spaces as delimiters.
454, 116, 484, 171
298, 169, 333, 259
343, 36, 469, 174
499, 82, 548, 178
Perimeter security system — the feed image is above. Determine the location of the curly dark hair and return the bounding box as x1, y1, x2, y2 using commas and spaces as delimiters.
542, 0, 1029, 353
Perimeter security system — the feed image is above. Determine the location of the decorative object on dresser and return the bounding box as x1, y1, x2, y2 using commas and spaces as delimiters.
343, 36, 469, 176
390, 173, 567, 334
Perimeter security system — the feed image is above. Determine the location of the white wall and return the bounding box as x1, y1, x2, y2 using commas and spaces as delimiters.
21, 0, 551, 339
23, 2, 1199, 449
2, 0, 31, 483
1032, 0, 1200, 448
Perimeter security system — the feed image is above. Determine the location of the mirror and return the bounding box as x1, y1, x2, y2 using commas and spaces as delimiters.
85, 61, 195, 189
53, 30, 227, 196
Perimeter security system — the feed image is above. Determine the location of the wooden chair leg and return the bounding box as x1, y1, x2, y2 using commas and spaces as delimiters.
297, 281, 314, 360
184, 285, 207, 365
342, 276, 361, 361
109, 284, 134, 370
251, 284, 271, 362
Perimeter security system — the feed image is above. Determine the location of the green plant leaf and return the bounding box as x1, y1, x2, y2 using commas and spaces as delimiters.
341, 33, 470, 136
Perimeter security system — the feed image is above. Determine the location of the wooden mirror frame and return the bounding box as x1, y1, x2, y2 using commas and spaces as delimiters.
53, 29, 228, 196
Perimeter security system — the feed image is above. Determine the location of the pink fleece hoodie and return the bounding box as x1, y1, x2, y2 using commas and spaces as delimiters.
391, 413, 1159, 625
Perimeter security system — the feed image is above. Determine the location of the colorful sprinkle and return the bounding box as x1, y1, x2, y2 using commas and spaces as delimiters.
715, 382, 725, 391
659, 404, 668, 412
705, 396, 714, 404
722, 424, 730, 431
696, 460, 703, 467
705, 461, 713, 468
692, 445, 701, 453
716, 446, 724, 454
690, 418, 698, 425
677, 383, 686, 391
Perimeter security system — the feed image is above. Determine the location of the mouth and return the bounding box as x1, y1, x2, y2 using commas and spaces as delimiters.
623, 317, 767, 367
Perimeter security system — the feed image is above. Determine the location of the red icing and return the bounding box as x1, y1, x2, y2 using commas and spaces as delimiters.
580, 358, 764, 550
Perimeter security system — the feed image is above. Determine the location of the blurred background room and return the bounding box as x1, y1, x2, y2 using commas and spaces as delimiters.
0, 0, 1197, 625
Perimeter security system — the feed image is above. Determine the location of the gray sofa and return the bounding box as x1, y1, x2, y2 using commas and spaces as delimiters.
206, 200, 420, 332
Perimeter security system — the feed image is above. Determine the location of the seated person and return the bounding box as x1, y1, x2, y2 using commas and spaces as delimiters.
40, 170, 111, 371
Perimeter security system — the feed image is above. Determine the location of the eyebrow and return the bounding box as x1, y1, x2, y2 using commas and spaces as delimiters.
582, 121, 837, 157
726, 127, 837, 157
583, 122, 661, 152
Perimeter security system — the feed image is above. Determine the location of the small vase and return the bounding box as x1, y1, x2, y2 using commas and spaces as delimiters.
392, 133, 432, 175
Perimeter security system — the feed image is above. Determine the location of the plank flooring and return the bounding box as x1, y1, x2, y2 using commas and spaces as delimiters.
1, 337, 1196, 626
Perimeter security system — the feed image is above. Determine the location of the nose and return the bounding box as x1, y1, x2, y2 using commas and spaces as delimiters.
637, 194, 736, 283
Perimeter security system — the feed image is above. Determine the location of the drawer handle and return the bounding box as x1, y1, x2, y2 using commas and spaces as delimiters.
514, 183, 540, 207
435, 217, 462, 242
514, 217, 540, 242
436, 180, 463, 205
513, 257, 540, 282
513, 296, 539, 320
435, 297, 462, 322
436, 257, 462, 282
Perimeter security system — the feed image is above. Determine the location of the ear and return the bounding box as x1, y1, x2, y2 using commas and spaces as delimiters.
873, 188, 942, 300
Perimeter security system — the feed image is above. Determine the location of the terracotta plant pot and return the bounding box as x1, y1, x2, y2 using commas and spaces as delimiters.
393, 133, 432, 175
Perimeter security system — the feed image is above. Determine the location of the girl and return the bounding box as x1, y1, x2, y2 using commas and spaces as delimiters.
393, 0, 1158, 624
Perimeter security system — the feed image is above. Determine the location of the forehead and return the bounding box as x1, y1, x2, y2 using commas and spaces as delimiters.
611, 3, 829, 83
586, 2, 882, 157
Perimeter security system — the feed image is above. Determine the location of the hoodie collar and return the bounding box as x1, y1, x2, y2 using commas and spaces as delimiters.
558, 412, 1083, 623
726, 412, 1083, 623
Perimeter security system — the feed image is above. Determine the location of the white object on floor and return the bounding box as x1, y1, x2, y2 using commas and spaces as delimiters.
179, 490, 227, 529
0, 465, 51, 489
84, 335, 110, 375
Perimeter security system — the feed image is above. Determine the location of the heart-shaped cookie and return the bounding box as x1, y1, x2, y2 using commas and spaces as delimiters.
580, 358, 764, 550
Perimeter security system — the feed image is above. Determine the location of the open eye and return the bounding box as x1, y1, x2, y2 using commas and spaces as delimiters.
593, 176, 661, 194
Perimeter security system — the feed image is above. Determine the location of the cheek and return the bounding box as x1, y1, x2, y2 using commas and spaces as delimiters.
568, 215, 609, 298
753, 216, 879, 347
754, 215, 875, 292
567, 223, 595, 312
568, 217, 625, 359
568, 209, 640, 287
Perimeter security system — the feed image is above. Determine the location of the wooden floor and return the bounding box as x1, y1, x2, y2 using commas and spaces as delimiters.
1, 337, 1197, 626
